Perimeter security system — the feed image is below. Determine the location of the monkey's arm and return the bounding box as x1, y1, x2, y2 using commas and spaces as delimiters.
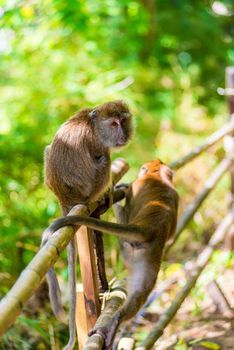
113, 183, 131, 224
45, 216, 148, 242
113, 203, 127, 224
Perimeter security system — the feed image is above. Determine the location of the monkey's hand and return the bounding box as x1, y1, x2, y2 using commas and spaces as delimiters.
114, 183, 129, 193
92, 188, 113, 217
88, 313, 120, 350
113, 183, 130, 206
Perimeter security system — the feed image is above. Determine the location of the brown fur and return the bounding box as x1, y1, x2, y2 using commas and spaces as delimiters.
45, 160, 179, 349
42, 100, 133, 350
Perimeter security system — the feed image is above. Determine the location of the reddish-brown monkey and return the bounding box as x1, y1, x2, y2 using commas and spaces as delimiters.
45, 160, 179, 349
42, 100, 134, 350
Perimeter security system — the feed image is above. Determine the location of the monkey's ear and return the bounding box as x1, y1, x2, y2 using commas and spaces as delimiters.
89, 109, 97, 119
160, 165, 174, 181
138, 166, 148, 177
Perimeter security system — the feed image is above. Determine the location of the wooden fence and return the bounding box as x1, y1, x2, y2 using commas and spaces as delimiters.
0, 67, 234, 350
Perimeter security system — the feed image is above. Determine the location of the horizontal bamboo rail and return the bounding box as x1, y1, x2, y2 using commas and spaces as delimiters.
136, 209, 234, 350
169, 117, 234, 170
0, 158, 129, 337
165, 156, 234, 256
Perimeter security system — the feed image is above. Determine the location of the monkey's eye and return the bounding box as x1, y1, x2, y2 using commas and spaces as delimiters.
94, 155, 103, 161
111, 121, 119, 127
121, 118, 126, 124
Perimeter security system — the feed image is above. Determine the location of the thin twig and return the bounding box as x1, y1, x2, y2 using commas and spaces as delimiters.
207, 280, 233, 317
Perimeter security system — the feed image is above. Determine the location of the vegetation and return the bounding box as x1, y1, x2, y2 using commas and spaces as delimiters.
0, 0, 234, 349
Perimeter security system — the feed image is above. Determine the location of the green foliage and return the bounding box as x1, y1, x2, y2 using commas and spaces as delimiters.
0, 0, 234, 346
174, 338, 188, 350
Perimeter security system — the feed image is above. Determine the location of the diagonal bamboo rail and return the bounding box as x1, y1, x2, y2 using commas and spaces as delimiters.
164, 156, 234, 256
0, 158, 129, 337
169, 117, 234, 170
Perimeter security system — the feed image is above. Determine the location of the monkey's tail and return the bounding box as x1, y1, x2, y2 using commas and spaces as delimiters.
41, 229, 68, 324
47, 268, 68, 324
47, 215, 147, 242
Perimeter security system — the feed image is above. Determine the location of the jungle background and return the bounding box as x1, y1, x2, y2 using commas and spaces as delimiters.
0, 0, 234, 349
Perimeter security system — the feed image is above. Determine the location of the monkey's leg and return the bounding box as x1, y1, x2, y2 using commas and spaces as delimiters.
63, 237, 77, 350
89, 296, 146, 350
90, 263, 158, 350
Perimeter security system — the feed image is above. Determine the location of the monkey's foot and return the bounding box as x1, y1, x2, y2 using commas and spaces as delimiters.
93, 188, 113, 217
88, 318, 119, 350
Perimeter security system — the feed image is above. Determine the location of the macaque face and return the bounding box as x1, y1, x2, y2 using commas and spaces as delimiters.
91, 100, 134, 149
138, 159, 163, 177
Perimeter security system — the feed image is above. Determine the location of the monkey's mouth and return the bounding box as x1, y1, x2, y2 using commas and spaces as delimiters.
115, 139, 126, 147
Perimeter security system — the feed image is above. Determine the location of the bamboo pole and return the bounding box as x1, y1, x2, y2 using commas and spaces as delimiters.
76, 225, 101, 339
83, 279, 127, 350
75, 158, 130, 343
76, 284, 89, 350
169, 118, 234, 170
136, 210, 234, 350
164, 156, 233, 256
0, 158, 129, 337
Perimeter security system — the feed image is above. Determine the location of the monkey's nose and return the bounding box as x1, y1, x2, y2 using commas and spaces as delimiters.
117, 136, 127, 146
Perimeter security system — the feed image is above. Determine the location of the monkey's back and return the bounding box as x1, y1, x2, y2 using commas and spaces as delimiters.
128, 176, 178, 240
44, 114, 111, 213
120, 175, 178, 270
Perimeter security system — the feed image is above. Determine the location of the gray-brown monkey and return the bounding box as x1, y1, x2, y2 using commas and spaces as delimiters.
44, 159, 179, 349
42, 100, 134, 350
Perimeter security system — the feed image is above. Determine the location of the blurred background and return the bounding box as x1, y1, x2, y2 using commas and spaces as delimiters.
0, 1, 234, 349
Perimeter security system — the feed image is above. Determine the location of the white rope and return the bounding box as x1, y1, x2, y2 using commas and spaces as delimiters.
99, 280, 127, 311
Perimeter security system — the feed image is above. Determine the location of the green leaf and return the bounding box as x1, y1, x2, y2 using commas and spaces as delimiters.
199, 341, 221, 350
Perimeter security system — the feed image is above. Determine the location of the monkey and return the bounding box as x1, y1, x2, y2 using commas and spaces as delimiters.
42, 100, 134, 350
44, 159, 179, 350
44, 100, 133, 213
